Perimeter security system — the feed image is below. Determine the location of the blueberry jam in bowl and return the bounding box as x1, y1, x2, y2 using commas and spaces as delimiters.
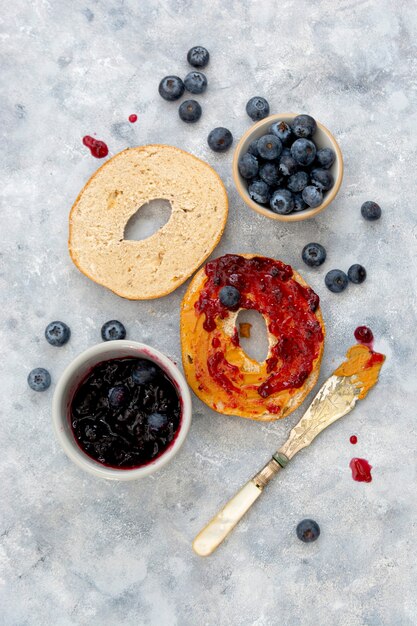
52, 341, 192, 480
232, 113, 343, 222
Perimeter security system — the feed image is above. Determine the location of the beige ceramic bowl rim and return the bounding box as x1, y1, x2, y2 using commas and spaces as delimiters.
52, 340, 192, 481
232, 112, 344, 222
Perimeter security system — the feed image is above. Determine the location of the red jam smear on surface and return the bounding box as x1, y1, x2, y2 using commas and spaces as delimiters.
350, 435, 358, 444
354, 325, 374, 347
82, 135, 109, 158
350, 457, 372, 482
195, 255, 323, 398
128, 114, 138, 123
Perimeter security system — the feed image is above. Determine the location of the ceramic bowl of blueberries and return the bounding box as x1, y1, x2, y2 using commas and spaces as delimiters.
232, 113, 343, 222
52, 341, 192, 480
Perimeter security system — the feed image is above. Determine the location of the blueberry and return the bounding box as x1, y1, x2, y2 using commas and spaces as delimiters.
207, 127, 233, 152
108, 385, 129, 408
302, 243, 327, 267
348, 264, 367, 284
293, 193, 308, 212
158, 76, 185, 101
325, 269, 348, 293
28, 367, 51, 392
259, 162, 282, 186
311, 168, 334, 191
292, 114, 317, 138
278, 154, 298, 177
45, 321, 70, 346
101, 320, 126, 341
184, 71, 207, 94
281, 147, 291, 157
270, 189, 294, 215
246, 96, 270, 121
269, 120, 292, 144
291, 138, 317, 166
247, 139, 259, 157
132, 360, 158, 384
296, 519, 320, 543
187, 46, 209, 68
316, 147, 335, 169
361, 201, 381, 221
257, 134, 282, 160
302, 185, 323, 208
147, 412, 169, 432
219, 286, 240, 309
178, 99, 202, 123
238, 153, 259, 179
287, 171, 309, 193
248, 180, 271, 205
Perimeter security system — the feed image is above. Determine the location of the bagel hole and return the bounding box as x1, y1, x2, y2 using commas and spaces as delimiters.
236, 310, 269, 362
124, 198, 172, 241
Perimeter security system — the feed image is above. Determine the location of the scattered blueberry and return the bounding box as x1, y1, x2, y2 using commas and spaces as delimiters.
158, 76, 185, 101
45, 321, 70, 347
247, 139, 259, 157
270, 189, 294, 215
278, 154, 298, 177
184, 71, 207, 94
270, 120, 292, 144
28, 368, 51, 392
287, 171, 309, 193
310, 168, 334, 191
187, 46, 209, 68
238, 153, 259, 179
179, 99, 202, 123
291, 138, 317, 166
207, 127, 233, 152
302, 185, 323, 208
132, 359, 158, 384
101, 320, 126, 341
348, 264, 367, 284
259, 162, 282, 186
248, 180, 271, 205
257, 134, 282, 160
296, 519, 320, 543
292, 114, 317, 138
147, 412, 169, 432
316, 147, 335, 169
293, 193, 308, 212
219, 286, 241, 309
325, 269, 349, 293
108, 385, 129, 408
302, 243, 327, 267
246, 96, 270, 121
361, 201, 381, 221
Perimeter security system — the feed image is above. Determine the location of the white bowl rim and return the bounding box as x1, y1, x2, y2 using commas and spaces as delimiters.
52, 340, 192, 481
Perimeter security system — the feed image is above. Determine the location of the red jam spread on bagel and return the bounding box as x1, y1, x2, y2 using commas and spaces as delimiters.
181, 254, 325, 421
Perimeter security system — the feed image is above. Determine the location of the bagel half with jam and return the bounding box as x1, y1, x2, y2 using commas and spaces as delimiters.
180, 254, 325, 421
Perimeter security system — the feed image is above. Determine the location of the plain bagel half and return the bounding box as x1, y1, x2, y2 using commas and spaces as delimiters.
69, 145, 228, 299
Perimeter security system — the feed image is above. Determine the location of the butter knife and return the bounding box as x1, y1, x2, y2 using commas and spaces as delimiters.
193, 351, 384, 557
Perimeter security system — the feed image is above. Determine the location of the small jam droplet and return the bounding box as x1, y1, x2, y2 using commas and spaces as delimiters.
354, 326, 374, 346
82, 136, 109, 158
350, 457, 372, 482
128, 114, 138, 123
350, 435, 358, 444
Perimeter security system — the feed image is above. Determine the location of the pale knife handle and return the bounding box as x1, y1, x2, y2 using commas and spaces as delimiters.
192, 480, 263, 556
193, 457, 284, 556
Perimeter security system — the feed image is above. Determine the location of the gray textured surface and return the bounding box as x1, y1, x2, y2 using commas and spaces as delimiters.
1, 1, 416, 624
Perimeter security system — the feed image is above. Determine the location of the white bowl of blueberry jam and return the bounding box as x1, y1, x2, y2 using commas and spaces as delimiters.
52, 341, 192, 480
